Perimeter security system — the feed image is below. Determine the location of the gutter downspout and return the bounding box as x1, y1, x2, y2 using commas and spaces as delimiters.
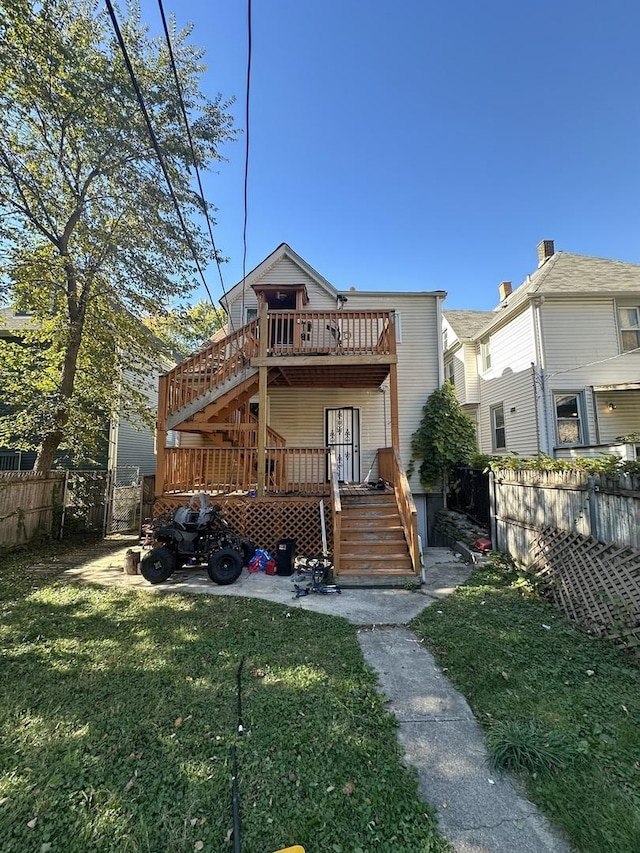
532, 296, 551, 454
436, 296, 445, 386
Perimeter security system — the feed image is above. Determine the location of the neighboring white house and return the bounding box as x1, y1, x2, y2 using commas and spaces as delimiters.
0, 307, 166, 476
444, 240, 640, 461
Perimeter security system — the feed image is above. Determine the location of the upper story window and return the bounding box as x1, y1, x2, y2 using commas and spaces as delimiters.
554, 393, 584, 445
445, 359, 455, 385
618, 306, 640, 352
392, 312, 402, 344
490, 404, 506, 450
245, 307, 258, 324
480, 337, 491, 371
442, 327, 448, 351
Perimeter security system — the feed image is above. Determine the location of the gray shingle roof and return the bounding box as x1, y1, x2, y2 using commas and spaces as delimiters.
504, 251, 640, 308
444, 309, 496, 340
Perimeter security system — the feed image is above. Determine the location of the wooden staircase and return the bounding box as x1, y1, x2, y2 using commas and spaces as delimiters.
338, 491, 418, 587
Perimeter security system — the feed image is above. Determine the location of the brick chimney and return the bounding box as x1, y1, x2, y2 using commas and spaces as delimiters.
498, 281, 512, 301
537, 239, 555, 267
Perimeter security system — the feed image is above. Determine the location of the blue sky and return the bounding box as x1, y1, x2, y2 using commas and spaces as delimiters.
139, 0, 640, 310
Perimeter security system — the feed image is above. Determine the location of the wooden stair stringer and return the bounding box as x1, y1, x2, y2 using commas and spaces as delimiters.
166, 367, 259, 430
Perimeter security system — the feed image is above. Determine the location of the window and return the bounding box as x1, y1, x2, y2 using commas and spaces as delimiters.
490, 404, 506, 450
392, 311, 402, 344
554, 393, 584, 445
618, 306, 640, 352
442, 327, 448, 352
446, 359, 455, 385
480, 337, 491, 371
245, 307, 258, 324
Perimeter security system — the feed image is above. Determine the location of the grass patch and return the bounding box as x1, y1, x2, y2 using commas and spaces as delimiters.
0, 539, 450, 853
410, 554, 640, 853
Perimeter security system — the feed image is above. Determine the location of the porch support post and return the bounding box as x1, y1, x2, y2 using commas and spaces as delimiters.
156, 374, 168, 498
257, 365, 268, 495
257, 303, 269, 495
388, 317, 400, 448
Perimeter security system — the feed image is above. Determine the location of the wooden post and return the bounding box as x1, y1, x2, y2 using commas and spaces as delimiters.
388, 316, 400, 449
156, 374, 168, 498
257, 303, 268, 496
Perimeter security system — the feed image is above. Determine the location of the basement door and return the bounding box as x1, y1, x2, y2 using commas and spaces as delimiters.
326, 407, 360, 483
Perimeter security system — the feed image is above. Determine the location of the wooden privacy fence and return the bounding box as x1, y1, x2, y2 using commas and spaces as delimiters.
0, 471, 66, 548
491, 469, 640, 566
531, 526, 640, 654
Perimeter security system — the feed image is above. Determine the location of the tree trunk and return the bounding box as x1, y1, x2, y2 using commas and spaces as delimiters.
34, 259, 86, 473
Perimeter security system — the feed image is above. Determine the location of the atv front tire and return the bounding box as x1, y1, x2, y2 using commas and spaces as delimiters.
207, 547, 243, 585
140, 546, 176, 584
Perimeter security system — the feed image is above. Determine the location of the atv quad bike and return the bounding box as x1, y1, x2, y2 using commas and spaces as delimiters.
140, 493, 254, 586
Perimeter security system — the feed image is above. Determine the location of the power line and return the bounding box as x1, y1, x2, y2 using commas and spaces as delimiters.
103, 0, 216, 307
156, 0, 232, 323
548, 346, 640, 377
240, 0, 252, 325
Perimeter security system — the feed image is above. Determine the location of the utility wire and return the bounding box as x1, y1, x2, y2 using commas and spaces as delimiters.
240, 0, 252, 325
548, 346, 640, 377
103, 0, 215, 306
156, 0, 234, 329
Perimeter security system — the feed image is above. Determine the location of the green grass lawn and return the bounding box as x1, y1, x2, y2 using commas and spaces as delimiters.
0, 539, 449, 853
410, 554, 640, 853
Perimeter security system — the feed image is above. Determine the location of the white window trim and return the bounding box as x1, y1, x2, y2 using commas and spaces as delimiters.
392, 311, 402, 344
480, 337, 491, 372
616, 304, 640, 353
553, 391, 586, 446
490, 403, 506, 451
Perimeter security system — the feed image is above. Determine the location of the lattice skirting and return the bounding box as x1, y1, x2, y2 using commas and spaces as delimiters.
531, 526, 640, 654
153, 495, 332, 558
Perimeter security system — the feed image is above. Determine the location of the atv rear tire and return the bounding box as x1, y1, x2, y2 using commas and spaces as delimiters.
207, 547, 243, 585
140, 547, 176, 584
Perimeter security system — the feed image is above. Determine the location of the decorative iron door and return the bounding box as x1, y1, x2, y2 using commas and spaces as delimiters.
326, 407, 360, 483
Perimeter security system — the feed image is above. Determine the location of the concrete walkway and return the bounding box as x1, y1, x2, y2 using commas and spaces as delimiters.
60, 539, 572, 853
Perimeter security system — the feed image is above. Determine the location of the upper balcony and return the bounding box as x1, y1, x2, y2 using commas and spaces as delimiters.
162, 309, 397, 427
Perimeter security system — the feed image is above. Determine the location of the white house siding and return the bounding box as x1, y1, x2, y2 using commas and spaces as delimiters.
269, 387, 386, 481
226, 257, 336, 330
462, 342, 480, 403
596, 391, 640, 443
476, 307, 539, 456
541, 299, 640, 449
110, 365, 165, 476
345, 291, 441, 495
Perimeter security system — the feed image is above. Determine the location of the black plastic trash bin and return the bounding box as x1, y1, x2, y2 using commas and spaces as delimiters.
276, 538, 296, 576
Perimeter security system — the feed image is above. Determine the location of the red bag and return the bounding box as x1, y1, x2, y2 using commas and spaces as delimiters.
264, 559, 277, 576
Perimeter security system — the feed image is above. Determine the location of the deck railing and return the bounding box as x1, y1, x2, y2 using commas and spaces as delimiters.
379, 446, 421, 575
162, 446, 330, 495
162, 311, 395, 420
164, 319, 260, 418
266, 310, 393, 356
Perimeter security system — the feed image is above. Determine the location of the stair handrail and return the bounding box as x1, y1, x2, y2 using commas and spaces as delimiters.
164, 319, 260, 418
380, 446, 420, 575
329, 449, 342, 575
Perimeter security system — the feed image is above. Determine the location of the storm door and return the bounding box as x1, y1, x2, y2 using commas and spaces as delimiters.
325, 407, 360, 483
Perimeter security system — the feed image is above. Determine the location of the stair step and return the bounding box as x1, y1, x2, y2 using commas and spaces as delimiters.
339, 551, 410, 564
341, 509, 401, 520
341, 497, 397, 508
341, 545, 409, 559
340, 529, 406, 542
339, 561, 414, 574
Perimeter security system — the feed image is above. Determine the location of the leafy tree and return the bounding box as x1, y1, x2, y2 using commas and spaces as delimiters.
409, 381, 478, 505
0, 0, 235, 470
144, 299, 226, 357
